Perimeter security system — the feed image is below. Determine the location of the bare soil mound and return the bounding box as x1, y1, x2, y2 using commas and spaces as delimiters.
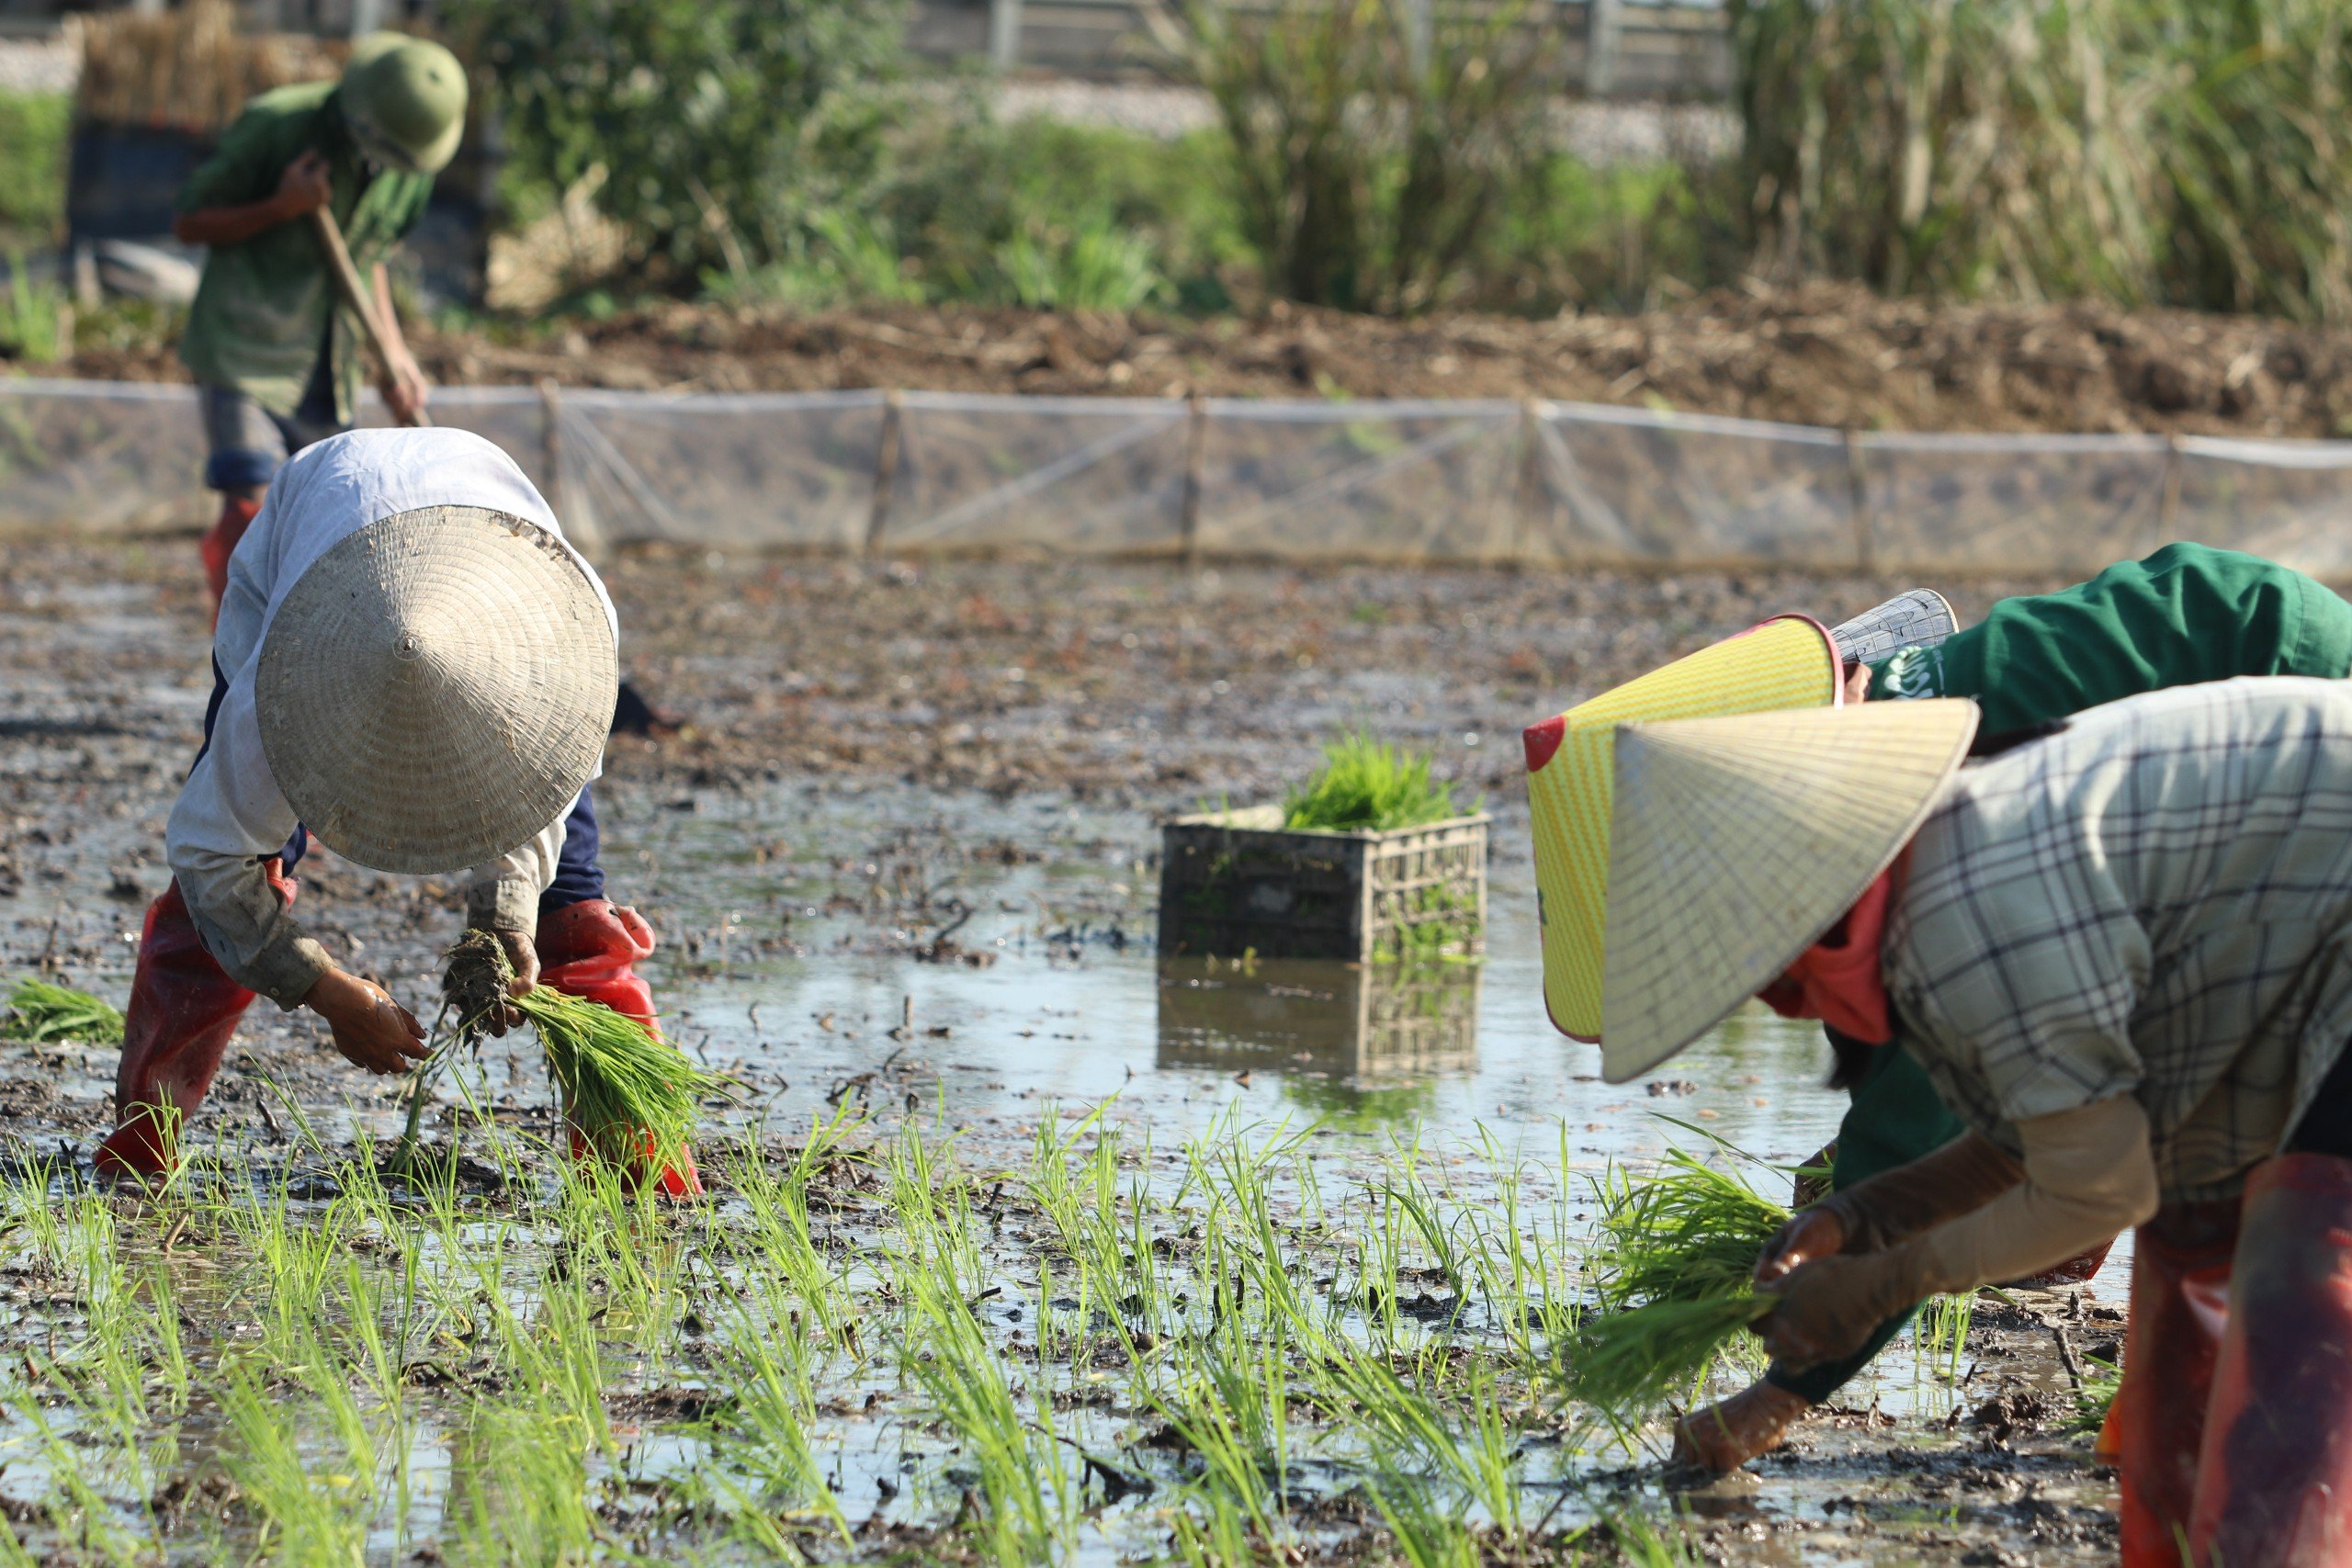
62, 282, 2352, 438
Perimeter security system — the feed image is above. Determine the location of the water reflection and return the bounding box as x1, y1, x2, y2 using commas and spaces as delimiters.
1157, 957, 1480, 1126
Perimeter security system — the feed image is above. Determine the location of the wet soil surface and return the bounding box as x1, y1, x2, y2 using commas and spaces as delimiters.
62, 282, 2352, 437
0, 537, 2123, 1562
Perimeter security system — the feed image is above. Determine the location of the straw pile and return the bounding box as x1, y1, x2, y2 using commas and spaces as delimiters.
77, 0, 341, 133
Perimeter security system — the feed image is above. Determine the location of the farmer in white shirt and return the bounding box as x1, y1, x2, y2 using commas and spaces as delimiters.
96, 426, 700, 1196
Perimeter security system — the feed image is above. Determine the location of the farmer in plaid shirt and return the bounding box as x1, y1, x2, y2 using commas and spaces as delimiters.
1676, 542, 2352, 1474
1605, 677, 2352, 1567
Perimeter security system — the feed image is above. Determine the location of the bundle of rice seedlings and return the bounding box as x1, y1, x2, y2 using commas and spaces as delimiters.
436, 929, 722, 1169
2, 978, 125, 1045
1568, 1293, 1779, 1416
1586, 1145, 1792, 1313
1283, 729, 1471, 833
1566, 1136, 1799, 1415
516, 985, 721, 1168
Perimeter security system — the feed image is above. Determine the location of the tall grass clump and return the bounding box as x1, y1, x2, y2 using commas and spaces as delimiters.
1156, 0, 1565, 314
1283, 731, 1468, 832
1729, 0, 2352, 322
2, 977, 123, 1044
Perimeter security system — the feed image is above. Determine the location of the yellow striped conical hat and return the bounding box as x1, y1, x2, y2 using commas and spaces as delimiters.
1599, 699, 1979, 1081
1524, 615, 1839, 1042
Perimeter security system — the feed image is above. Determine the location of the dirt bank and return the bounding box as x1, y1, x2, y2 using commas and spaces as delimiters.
57, 283, 2352, 438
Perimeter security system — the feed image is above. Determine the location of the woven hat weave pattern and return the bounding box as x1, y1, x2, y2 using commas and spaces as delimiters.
1524, 615, 1839, 1042
255, 506, 616, 874
1598, 698, 1980, 1083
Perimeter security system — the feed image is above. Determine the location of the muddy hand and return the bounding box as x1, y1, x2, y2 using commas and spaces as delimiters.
307, 970, 429, 1075
1672, 1380, 1813, 1473
1757, 1251, 1914, 1371
1754, 1205, 1847, 1288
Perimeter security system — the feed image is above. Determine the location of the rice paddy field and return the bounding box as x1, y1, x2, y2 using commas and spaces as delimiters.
0, 536, 2127, 1564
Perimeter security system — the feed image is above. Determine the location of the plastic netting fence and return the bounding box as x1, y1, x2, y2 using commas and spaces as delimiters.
8, 378, 2352, 579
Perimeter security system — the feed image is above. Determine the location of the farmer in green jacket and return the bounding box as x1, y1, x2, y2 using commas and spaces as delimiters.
172, 33, 464, 606
1674, 540, 2352, 1472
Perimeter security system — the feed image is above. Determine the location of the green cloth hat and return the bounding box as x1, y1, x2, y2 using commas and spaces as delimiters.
341, 34, 466, 175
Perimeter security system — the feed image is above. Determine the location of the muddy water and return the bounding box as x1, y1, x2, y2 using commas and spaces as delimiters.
0, 547, 2126, 1562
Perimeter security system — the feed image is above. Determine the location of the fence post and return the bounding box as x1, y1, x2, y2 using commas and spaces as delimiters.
989, 0, 1024, 69
1843, 428, 1875, 573
537, 378, 563, 517
2154, 432, 2184, 552
1586, 0, 1624, 96
1179, 391, 1210, 568
1510, 398, 1544, 571
865, 390, 906, 557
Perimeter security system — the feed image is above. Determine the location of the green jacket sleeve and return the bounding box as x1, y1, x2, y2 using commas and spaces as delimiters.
1868, 543, 2352, 733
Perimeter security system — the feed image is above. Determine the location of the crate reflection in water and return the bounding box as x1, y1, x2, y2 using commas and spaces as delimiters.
1155, 956, 1481, 1080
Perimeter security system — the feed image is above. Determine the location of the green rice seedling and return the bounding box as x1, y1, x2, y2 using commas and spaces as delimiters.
437, 929, 727, 1174
1914, 1290, 1973, 1385
1584, 1143, 1790, 1315
1283, 730, 1471, 833
2066, 1356, 2124, 1438
1566, 1293, 1778, 1416
219, 1356, 379, 1567
1, 978, 122, 1044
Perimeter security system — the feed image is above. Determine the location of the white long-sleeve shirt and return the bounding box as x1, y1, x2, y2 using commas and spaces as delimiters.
167, 427, 618, 1007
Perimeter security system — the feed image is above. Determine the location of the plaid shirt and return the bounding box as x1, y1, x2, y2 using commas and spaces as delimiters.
1885, 677, 2352, 1203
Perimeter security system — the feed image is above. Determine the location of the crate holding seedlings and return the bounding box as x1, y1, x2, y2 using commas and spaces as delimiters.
1158, 733, 1487, 963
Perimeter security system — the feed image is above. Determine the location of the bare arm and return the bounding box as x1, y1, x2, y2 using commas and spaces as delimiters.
174, 149, 332, 247
370, 260, 430, 423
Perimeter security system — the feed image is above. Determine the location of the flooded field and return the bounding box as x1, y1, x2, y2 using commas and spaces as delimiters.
0, 538, 2118, 1563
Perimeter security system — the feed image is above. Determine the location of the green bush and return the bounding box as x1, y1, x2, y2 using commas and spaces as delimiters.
1728, 0, 2352, 322
445, 0, 909, 279
1159, 0, 1566, 314
0, 92, 70, 243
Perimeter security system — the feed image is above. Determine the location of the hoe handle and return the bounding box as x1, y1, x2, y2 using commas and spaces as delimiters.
309, 205, 431, 429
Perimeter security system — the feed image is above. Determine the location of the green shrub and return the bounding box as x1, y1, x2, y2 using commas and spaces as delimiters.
445, 0, 909, 280
0, 92, 70, 243
1159, 0, 1565, 314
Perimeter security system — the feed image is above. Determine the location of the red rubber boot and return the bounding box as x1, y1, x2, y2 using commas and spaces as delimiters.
199, 493, 263, 616
535, 899, 702, 1198
2117, 1198, 2240, 1568
2187, 1154, 2352, 1567
94, 865, 292, 1179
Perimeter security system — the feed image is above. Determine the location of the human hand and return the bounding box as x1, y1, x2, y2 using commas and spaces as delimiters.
1671, 1379, 1813, 1473
306, 969, 429, 1074
1754, 1205, 1848, 1288
274, 150, 334, 219
1756, 1251, 1917, 1371
380, 352, 430, 425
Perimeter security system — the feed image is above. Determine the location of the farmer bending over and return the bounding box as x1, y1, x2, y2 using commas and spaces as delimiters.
96, 426, 698, 1196
1594, 681, 2352, 1567
1678, 542, 2352, 1470
175, 33, 463, 608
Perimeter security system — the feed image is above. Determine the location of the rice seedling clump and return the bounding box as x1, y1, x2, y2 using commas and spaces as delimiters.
1567, 1142, 1795, 1415
438, 929, 724, 1168
1283, 730, 1471, 832
1, 977, 125, 1045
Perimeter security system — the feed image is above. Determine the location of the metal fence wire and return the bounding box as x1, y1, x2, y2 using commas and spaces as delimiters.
6, 378, 2351, 579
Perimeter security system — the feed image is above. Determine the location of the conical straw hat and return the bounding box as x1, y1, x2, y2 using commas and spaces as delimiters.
255, 505, 617, 874
1524, 616, 1840, 1042
1598, 698, 1980, 1083
1827, 589, 1958, 667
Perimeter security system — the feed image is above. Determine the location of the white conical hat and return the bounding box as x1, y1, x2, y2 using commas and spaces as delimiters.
254, 505, 616, 874
1598, 699, 1979, 1083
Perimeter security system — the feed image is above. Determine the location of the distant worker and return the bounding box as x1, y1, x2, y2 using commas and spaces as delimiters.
172, 32, 464, 606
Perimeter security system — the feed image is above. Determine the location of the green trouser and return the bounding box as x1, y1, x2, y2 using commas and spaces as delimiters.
1764, 1041, 1965, 1404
